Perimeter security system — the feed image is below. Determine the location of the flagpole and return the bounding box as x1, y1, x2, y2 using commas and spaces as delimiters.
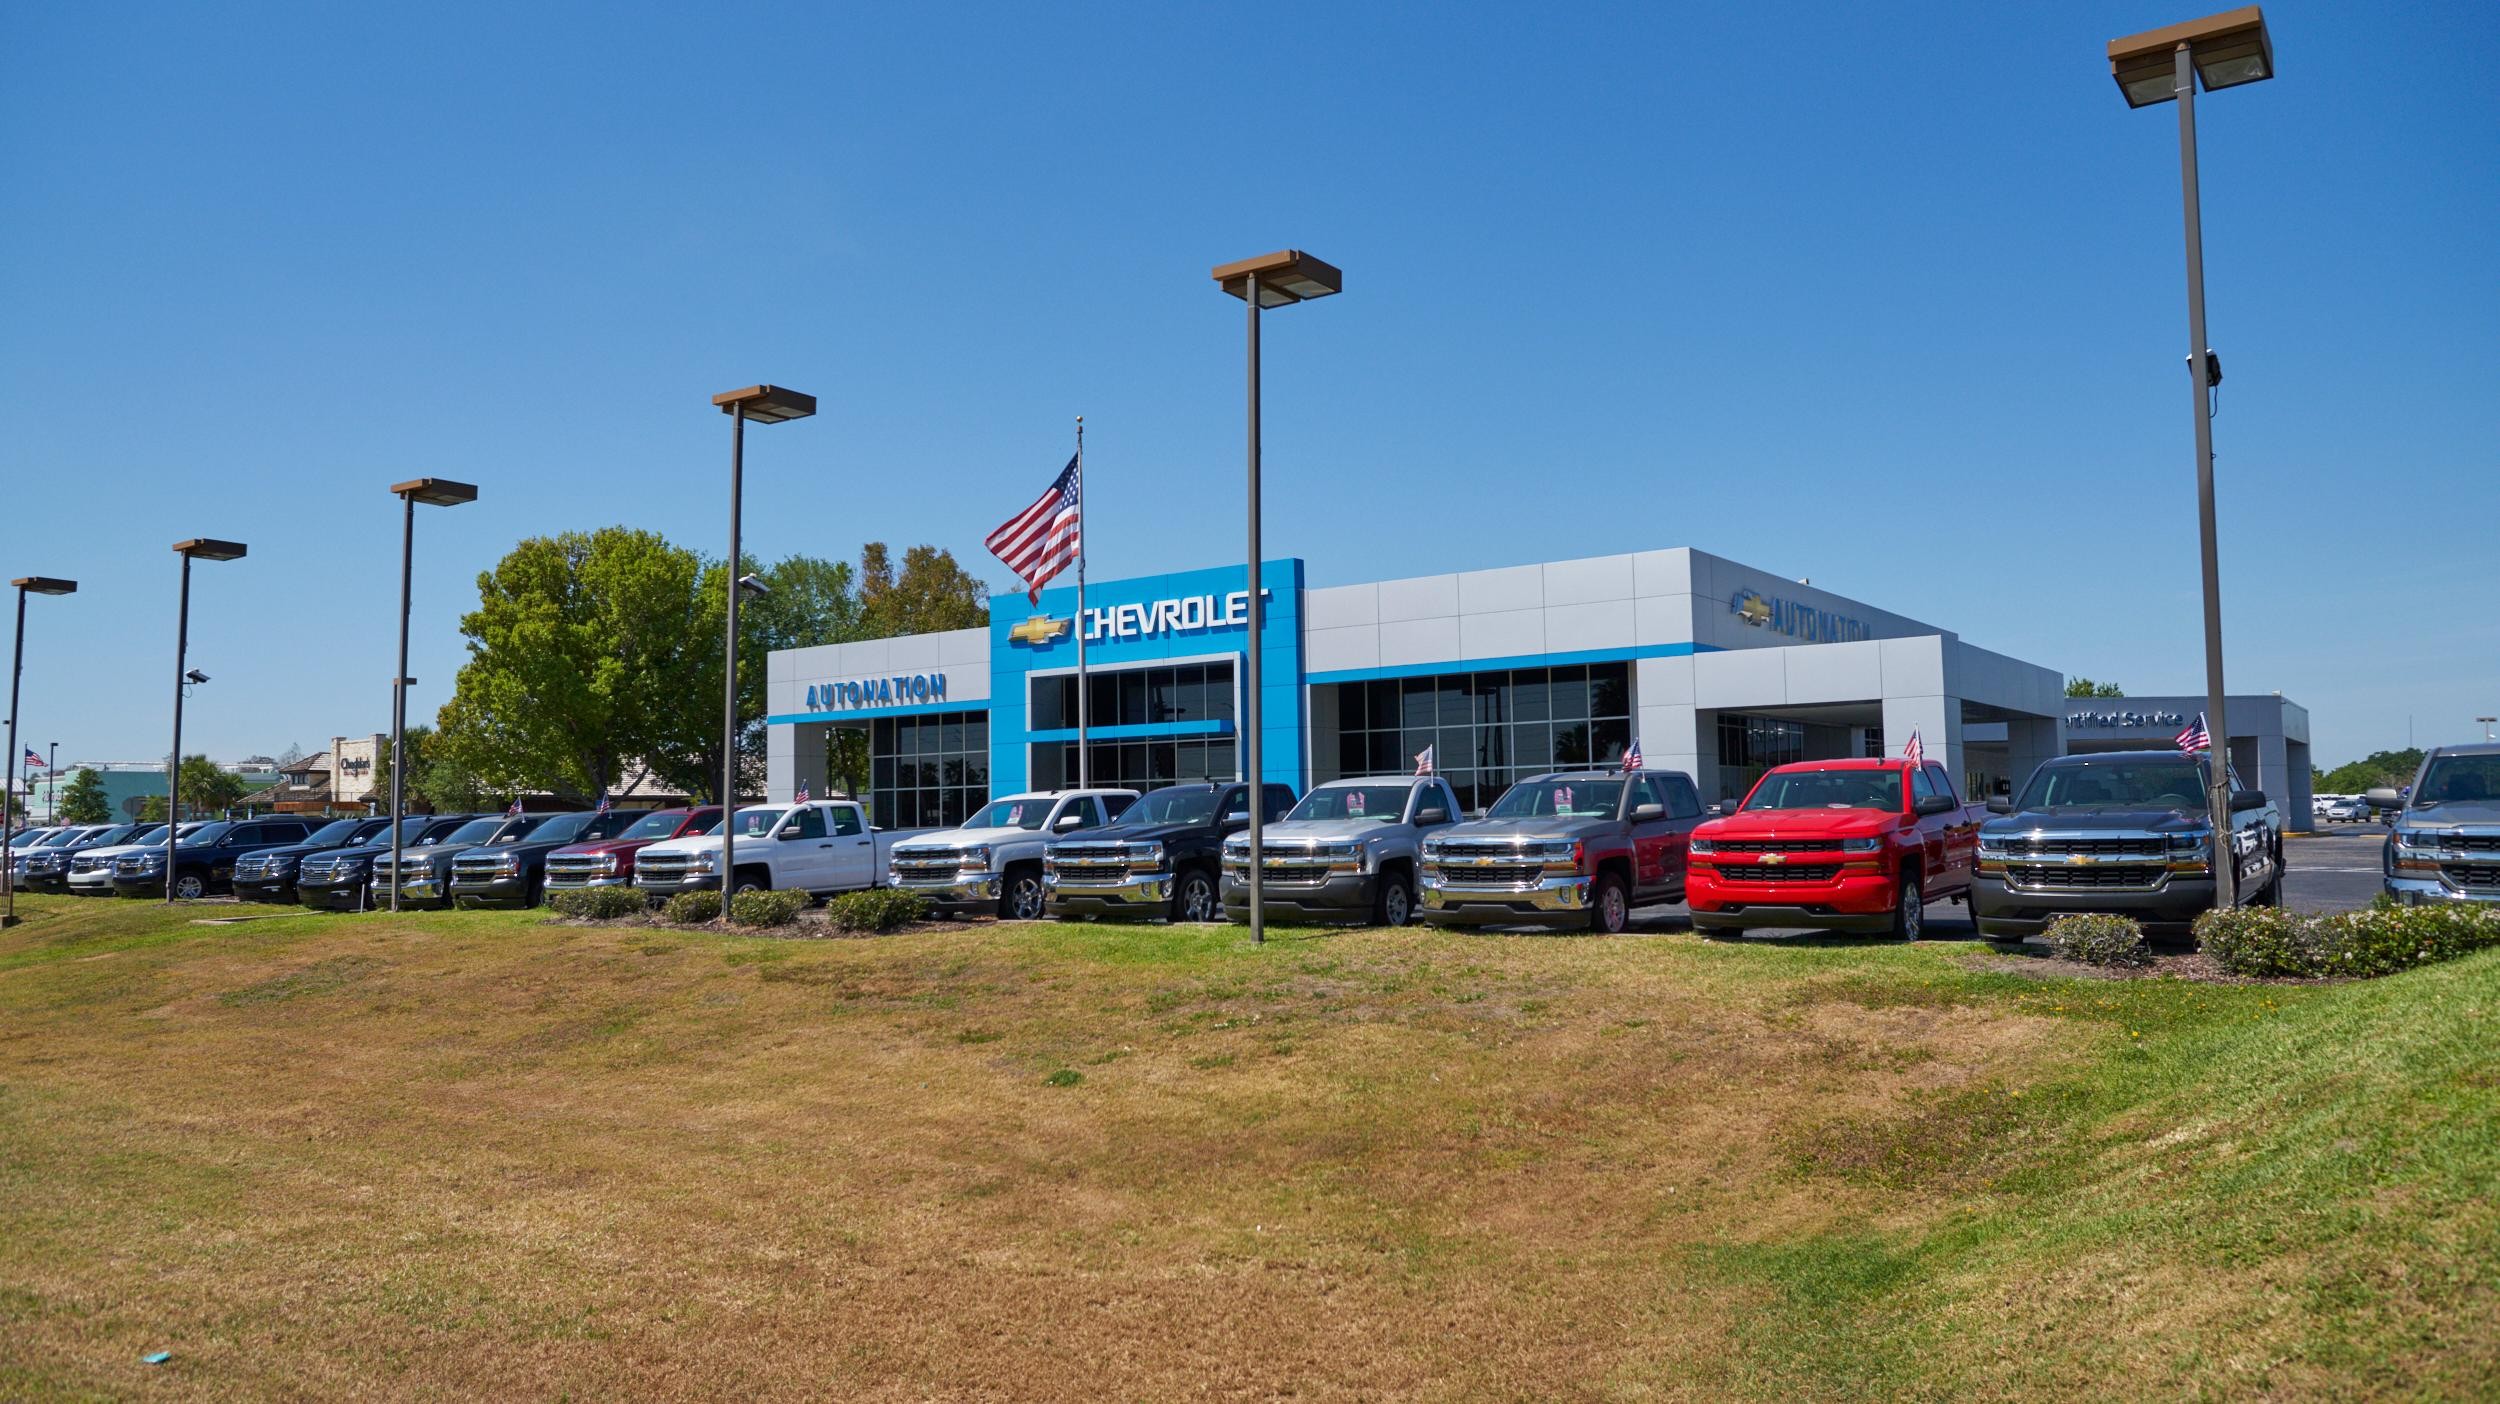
1074, 416, 1088, 791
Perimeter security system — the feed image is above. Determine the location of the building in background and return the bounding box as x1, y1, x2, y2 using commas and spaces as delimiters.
2062, 693, 2313, 832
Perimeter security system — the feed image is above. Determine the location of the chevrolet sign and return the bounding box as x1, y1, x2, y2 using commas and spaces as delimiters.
1009, 614, 1070, 646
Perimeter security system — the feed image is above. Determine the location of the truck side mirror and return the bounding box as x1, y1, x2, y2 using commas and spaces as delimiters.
1629, 802, 1664, 821
1415, 807, 1449, 825
1054, 811, 1086, 831
1717, 799, 1741, 817
1986, 796, 2014, 815
2229, 790, 2268, 812
2364, 787, 2403, 809
1914, 794, 1956, 816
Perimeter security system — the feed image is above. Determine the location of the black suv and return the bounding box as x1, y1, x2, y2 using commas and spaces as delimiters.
232, 816, 398, 904
297, 814, 484, 911
448, 808, 639, 909
1044, 782, 1297, 922
111, 817, 319, 899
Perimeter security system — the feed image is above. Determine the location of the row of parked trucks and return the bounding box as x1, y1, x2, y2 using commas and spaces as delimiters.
10, 745, 2320, 937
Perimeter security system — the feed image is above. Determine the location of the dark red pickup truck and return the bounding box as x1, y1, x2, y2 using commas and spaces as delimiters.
1686, 759, 1984, 939
542, 806, 721, 894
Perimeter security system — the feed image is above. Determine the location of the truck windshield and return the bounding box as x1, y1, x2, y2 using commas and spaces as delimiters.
183, 822, 236, 845
971, 798, 1052, 830
732, 807, 789, 839
2015, 761, 2207, 810
435, 818, 506, 848
1486, 779, 1622, 820
2413, 755, 2500, 807
302, 819, 364, 847
1289, 785, 1412, 823
531, 813, 600, 845
621, 811, 688, 841
1110, 790, 1222, 826
1745, 771, 1899, 812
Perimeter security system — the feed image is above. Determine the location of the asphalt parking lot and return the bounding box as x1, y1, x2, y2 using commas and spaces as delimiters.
1632, 820, 2388, 940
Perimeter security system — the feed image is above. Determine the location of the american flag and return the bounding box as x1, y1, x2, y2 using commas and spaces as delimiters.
795, 783, 810, 803
1620, 739, 1643, 774
593, 792, 611, 815
506, 798, 523, 817
986, 454, 1082, 604
1903, 731, 1923, 766
1413, 744, 1434, 776
2176, 712, 2212, 754
22, 748, 42, 769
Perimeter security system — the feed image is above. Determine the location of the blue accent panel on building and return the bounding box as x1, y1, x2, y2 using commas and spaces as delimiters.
1025, 719, 1234, 743
1303, 642, 1716, 687
989, 559, 1306, 795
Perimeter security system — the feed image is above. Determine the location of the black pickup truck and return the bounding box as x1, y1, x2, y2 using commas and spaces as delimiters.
1044, 781, 1296, 922
297, 813, 484, 912
111, 817, 319, 899
381, 811, 544, 910
1972, 750, 2282, 940
448, 808, 639, 908
233, 816, 398, 904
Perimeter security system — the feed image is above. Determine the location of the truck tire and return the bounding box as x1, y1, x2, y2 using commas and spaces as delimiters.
1170, 868, 1218, 923
1889, 871, 1924, 941
1372, 866, 1415, 927
730, 867, 771, 896
998, 865, 1047, 922
1587, 871, 1630, 935
172, 871, 207, 900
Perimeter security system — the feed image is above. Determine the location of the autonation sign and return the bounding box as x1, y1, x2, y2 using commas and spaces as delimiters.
805, 673, 947, 710
1728, 588, 1873, 643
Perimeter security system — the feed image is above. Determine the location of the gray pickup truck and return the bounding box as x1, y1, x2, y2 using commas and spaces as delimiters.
1972, 750, 2282, 940
1219, 776, 1461, 926
2368, 743, 2500, 906
1418, 768, 1709, 934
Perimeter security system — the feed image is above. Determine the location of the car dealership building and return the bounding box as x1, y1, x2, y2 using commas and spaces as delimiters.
766, 546, 2119, 828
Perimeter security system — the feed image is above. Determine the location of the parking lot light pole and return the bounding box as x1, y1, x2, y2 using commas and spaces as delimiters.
168, 540, 246, 905
5, 576, 78, 928
2107, 6, 2273, 914
2479, 717, 2496, 743
708, 385, 817, 924
387, 479, 479, 913
1211, 250, 1342, 945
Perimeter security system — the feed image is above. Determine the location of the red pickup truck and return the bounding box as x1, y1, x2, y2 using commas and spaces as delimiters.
1686, 759, 1984, 940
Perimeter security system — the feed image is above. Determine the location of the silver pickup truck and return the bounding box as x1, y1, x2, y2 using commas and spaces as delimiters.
887, 788, 1139, 920
2369, 743, 2500, 906
1220, 776, 1461, 926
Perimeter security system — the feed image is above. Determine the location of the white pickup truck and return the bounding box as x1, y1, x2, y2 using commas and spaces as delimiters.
632, 799, 921, 900
887, 788, 1139, 920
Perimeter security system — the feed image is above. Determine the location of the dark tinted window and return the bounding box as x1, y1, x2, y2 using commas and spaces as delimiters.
789, 807, 828, 840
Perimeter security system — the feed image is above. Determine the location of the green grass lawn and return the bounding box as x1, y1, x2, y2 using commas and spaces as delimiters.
1, 893, 2493, 1399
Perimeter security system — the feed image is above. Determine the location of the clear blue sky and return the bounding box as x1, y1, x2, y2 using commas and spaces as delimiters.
4, 2, 2493, 776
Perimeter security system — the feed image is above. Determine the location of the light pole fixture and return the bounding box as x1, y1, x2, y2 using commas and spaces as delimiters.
167, 540, 245, 904
387, 477, 479, 912
1212, 249, 1342, 945
4, 575, 77, 928
2107, 6, 2273, 915
2478, 716, 2496, 743
710, 384, 817, 923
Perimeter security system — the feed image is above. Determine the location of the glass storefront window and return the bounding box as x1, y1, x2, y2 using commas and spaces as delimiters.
1325, 662, 1632, 814
870, 711, 988, 829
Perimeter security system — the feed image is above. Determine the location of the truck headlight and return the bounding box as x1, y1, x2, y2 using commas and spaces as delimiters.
1125, 841, 1167, 869
962, 845, 992, 870
1840, 837, 1881, 853
1688, 836, 1715, 855
493, 854, 523, 875
2167, 832, 2212, 869
690, 850, 719, 873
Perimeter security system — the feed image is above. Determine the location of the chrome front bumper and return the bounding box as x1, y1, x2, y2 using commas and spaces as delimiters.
1417, 871, 1591, 924
2385, 875, 2500, 905
895, 872, 1002, 906
1046, 871, 1171, 912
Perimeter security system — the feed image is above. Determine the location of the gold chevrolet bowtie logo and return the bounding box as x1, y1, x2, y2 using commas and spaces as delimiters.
2069, 853, 2097, 865
1761, 852, 1787, 864
1010, 614, 1070, 646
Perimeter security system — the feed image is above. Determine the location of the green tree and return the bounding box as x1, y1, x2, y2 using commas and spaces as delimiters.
860, 542, 989, 636
369, 724, 490, 814
2065, 678, 2126, 698
435, 528, 709, 802
2318, 748, 2425, 795
137, 794, 165, 823
173, 755, 247, 817
56, 767, 112, 825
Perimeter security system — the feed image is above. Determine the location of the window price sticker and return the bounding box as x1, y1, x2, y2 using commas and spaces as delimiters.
1006, 804, 1025, 825
1555, 786, 1574, 811
1346, 791, 1367, 816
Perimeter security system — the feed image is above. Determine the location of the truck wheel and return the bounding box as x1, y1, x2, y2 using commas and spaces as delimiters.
1373, 869, 1415, 927
173, 872, 207, 900
731, 868, 770, 896
999, 867, 1047, 922
1170, 869, 1218, 923
1587, 872, 1629, 935
1890, 873, 1924, 941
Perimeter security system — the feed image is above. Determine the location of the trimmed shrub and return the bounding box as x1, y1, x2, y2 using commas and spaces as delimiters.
547, 886, 648, 921
2043, 913, 2151, 967
2198, 902, 2500, 979
662, 889, 723, 925
826, 888, 928, 934
2195, 906, 2320, 977
730, 889, 812, 928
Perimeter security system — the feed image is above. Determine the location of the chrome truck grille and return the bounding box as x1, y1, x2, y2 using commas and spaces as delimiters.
1049, 845, 1131, 884
636, 852, 695, 884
